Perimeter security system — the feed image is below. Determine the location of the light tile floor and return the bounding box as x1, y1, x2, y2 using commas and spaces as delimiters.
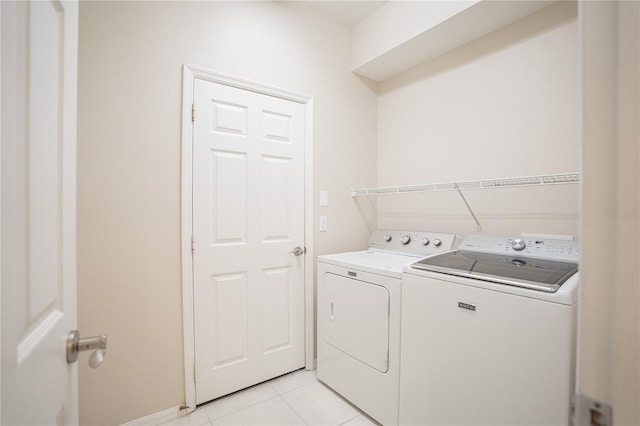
161, 369, 379, 426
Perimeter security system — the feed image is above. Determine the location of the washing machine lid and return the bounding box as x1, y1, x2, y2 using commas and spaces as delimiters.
318, 250, 418, 279
411, 250, 578, 293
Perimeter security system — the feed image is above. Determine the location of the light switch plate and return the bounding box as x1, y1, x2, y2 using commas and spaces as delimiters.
319, 191, 329, 207
319, 216, 328, 232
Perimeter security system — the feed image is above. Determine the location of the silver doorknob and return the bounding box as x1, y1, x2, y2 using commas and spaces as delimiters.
67, 330, 107, 368
289, 246, 305, 256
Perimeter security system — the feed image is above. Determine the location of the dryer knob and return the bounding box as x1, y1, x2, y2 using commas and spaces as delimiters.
400, 235, 411, 245
433, 238, 442, 247
384, 234, 392, 242
421, 238, 430, 246
512, 238, 526, 251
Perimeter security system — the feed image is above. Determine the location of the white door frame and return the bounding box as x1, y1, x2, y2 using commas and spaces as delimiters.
180, 64, 314, 411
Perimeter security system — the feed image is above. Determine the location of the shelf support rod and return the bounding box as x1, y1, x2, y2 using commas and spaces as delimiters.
455, 186, 481, 232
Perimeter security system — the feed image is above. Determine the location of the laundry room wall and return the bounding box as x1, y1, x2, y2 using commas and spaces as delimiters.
375, 1, 580, 238
76, 2, 377, 424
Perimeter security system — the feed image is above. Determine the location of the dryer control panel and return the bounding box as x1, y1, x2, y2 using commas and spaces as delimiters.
368, 229, 458, 257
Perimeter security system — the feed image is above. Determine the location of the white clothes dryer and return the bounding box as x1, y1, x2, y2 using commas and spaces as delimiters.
317, 230, 458, 425
400, 234, 579, 426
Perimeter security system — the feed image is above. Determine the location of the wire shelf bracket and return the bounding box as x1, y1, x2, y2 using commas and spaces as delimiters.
350, 173, 579, 197
350, 172, 580, 232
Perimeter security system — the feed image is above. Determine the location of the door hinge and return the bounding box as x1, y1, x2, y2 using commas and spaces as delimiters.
191, 237, 195, 253
192, 104, 196, 122
193, 364, 196, 383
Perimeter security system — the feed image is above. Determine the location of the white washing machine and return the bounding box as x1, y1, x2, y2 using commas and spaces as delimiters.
317, 230, 458, 425
400, 234, 579, 426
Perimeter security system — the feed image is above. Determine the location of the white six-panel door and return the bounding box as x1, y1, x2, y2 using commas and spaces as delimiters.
192, 79, 306, 403
1, 1, 79, 424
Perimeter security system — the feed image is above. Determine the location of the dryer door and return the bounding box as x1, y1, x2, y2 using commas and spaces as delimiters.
323, 273, 390, 373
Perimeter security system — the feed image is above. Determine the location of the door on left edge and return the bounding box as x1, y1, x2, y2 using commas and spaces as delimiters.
1, 1, 80, 424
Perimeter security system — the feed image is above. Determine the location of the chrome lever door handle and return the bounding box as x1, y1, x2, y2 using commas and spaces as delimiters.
289, 246, 305, 256
67, 330, 108, 368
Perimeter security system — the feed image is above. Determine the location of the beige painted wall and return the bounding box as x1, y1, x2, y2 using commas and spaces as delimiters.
579, 1, 639, 424
375, 2, 580, 238
77, 1, 638, 425
77, 2, 377, 424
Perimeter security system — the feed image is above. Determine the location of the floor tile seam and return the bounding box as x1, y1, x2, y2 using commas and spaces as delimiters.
194, 406, 214, 426
280, 381, 362, 425
205, 392, 284, 422
312, 383, 375, 425
165, 408, 213, 426
200, 405, 214, 425
275, 376, 320, 397
268, 368, 309, 393
279, 391, 313, 425
275, 394, 307, 426
338, 413, 363, 426
197, 372, 313, 422
212, 394, 306, 426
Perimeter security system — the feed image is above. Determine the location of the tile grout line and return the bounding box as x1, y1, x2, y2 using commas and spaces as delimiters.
275, 373, 319, 397
279, 392, 311, 425
200, 404, 214, 425
197, 371, 325, 425
281, 379, 368, 426
338, 413, 362, 426
207, 373, 325, 424
206, 392, 283, 424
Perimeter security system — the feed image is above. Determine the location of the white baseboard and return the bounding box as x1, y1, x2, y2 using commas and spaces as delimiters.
121, 405, 188, 426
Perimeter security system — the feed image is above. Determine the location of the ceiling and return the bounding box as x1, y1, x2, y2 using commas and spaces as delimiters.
306, 1, 387, 27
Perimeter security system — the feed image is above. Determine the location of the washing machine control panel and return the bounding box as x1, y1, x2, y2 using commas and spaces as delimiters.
459, 234, 579, 262
368, 230, 458, 256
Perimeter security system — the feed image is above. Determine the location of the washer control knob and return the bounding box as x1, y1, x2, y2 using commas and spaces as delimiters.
384, 234, 392, 242
433, 238, 442, 247
421, 238, 430, 246
512, 238, 526, 251
400, 235, 411, 245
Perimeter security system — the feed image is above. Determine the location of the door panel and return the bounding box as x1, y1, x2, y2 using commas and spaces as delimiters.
210, 150, 247, 244
211, 100, 247, 136
262, 110, 293, 143
193, 79, 305, 403
262, 156, 292, 240
262, 267, 293, 353
211, 272, 248, 369
1, 1, 79, 424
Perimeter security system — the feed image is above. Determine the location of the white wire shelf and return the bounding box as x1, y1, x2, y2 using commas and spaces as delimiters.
350, 173, 580, 197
